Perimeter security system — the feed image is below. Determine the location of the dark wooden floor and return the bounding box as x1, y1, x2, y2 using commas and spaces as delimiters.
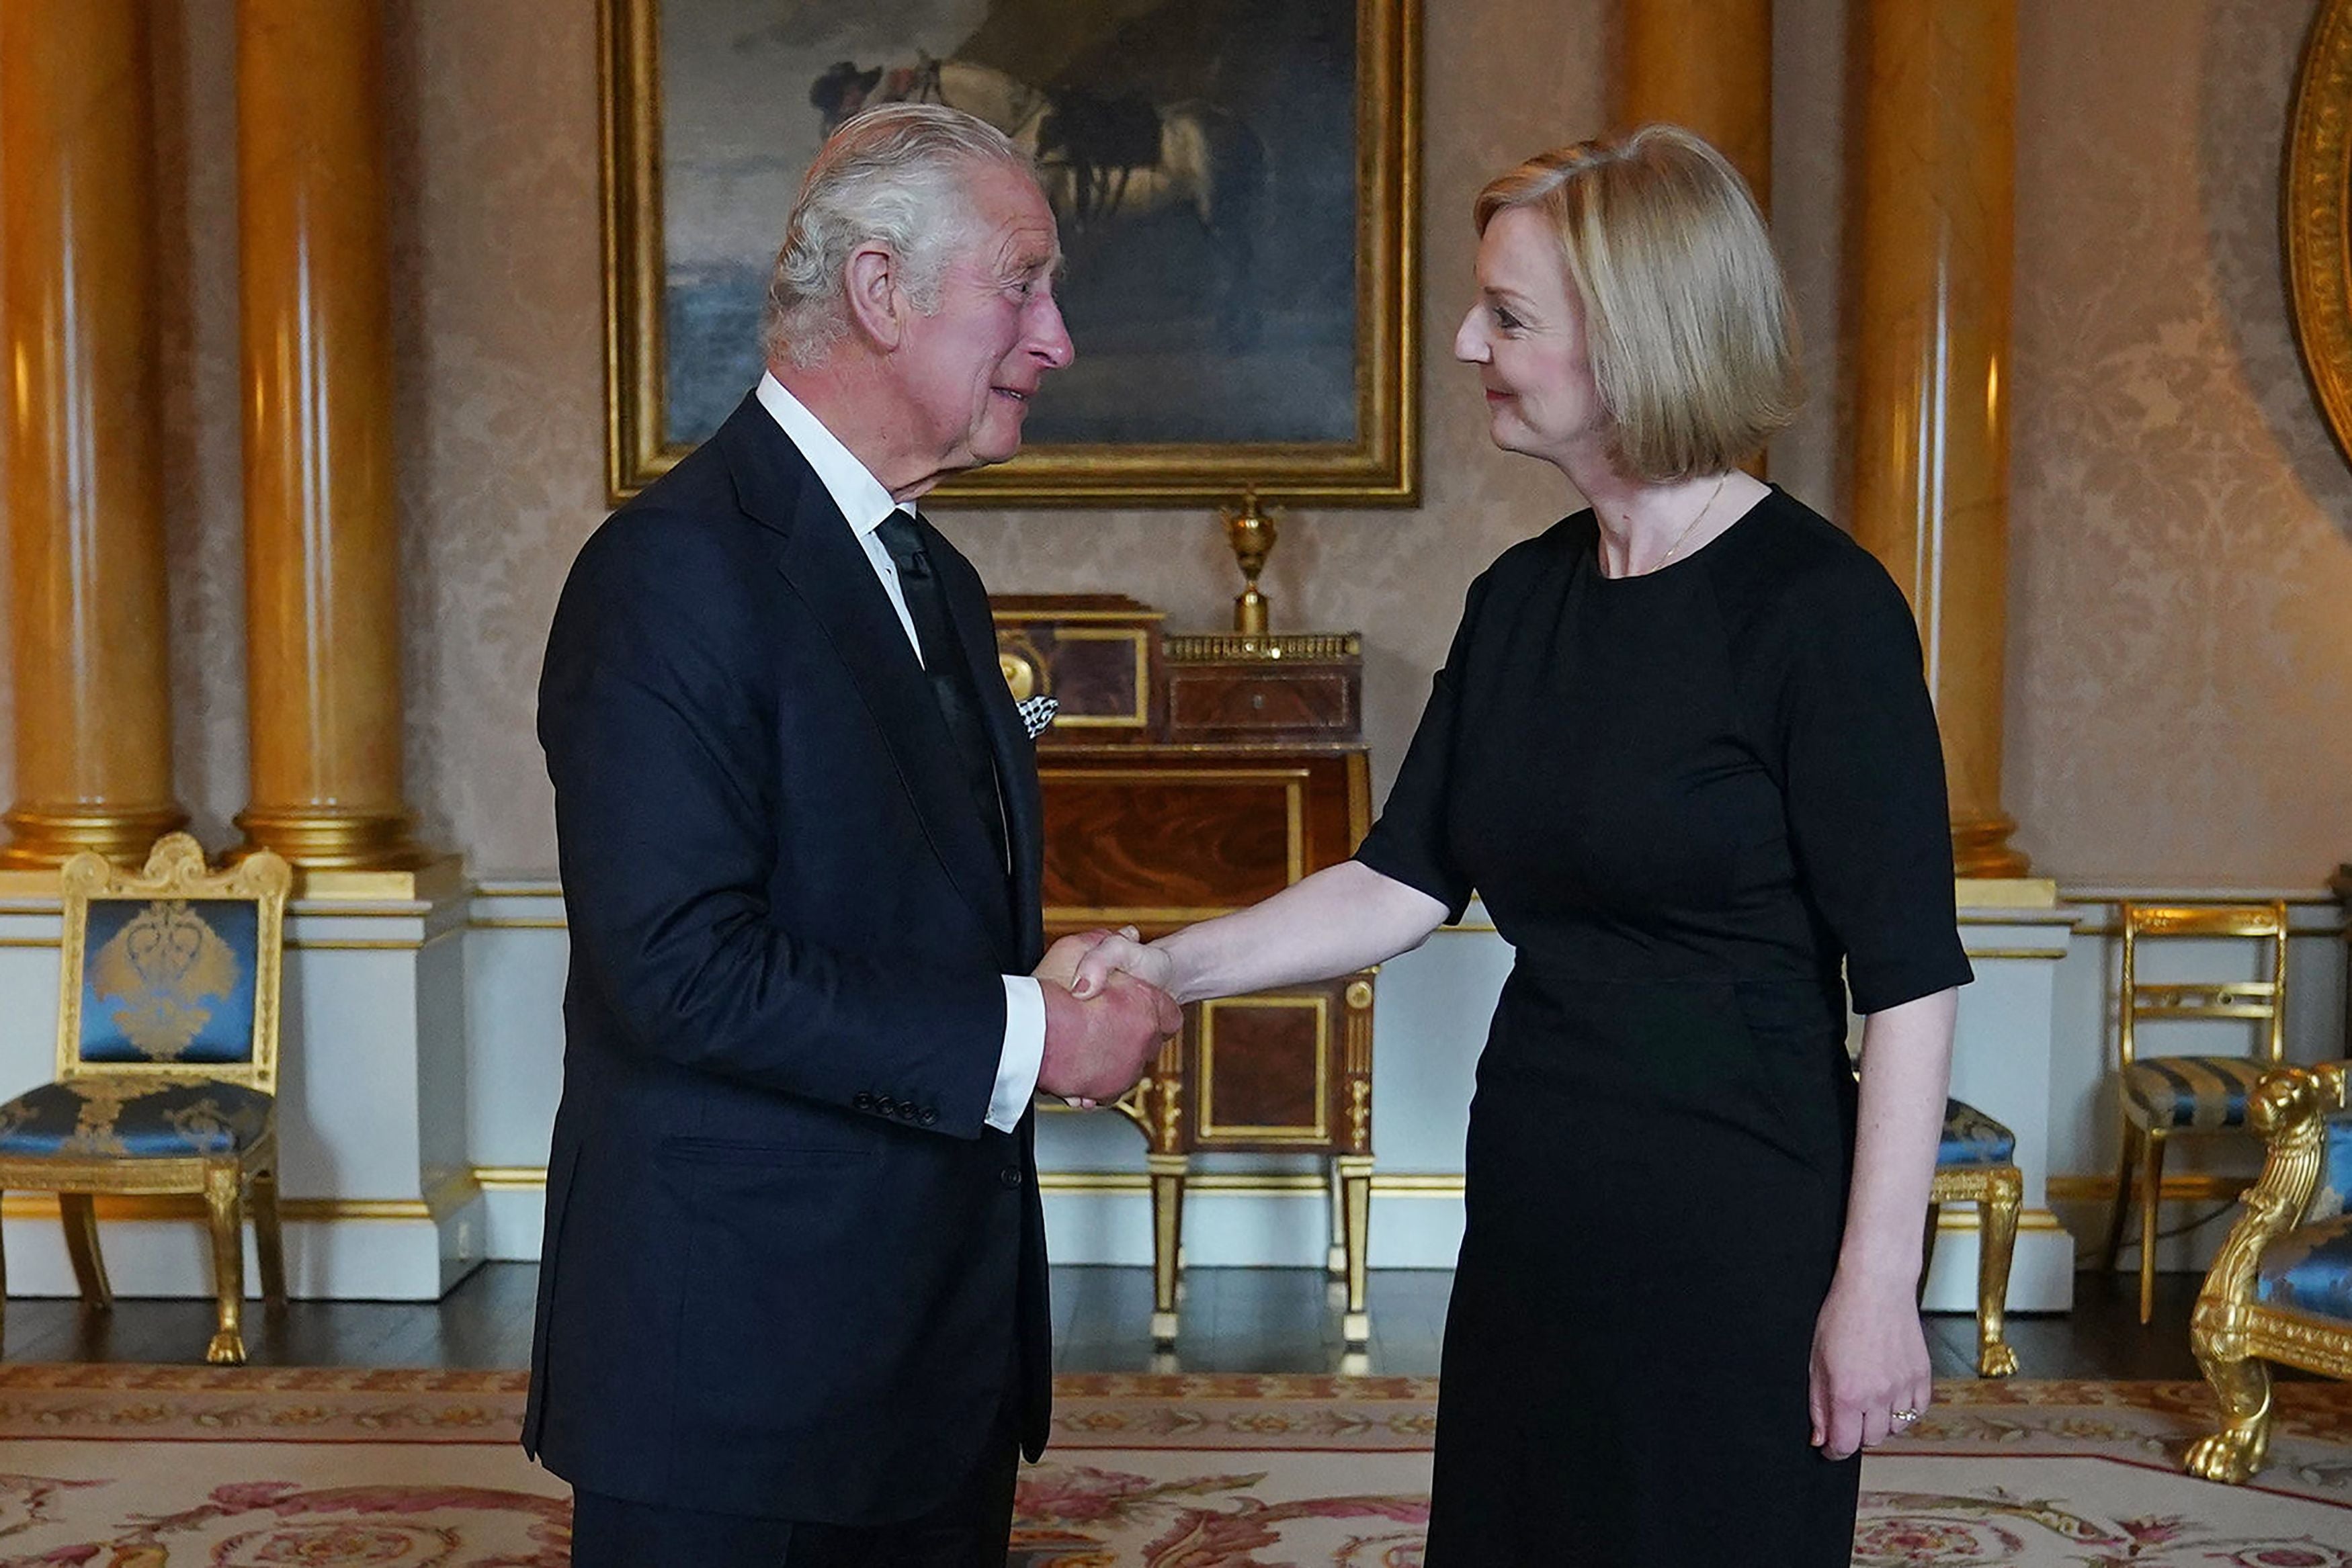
1, 1264, 2224, 1381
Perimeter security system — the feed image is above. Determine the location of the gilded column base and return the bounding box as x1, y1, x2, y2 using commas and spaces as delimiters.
233, 806, 431, 871
0, 803, 189, 869
1952, 814, 2029, 879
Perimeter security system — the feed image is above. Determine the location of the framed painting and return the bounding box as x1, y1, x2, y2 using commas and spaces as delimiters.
601, 0, 1419, 507
2289, 0, 2352, 470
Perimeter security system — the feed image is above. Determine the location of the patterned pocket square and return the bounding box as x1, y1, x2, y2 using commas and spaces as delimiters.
1017, 695, 1058, 741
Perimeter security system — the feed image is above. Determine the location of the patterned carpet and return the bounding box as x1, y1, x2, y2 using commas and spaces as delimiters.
0, 1366, 2345, 1565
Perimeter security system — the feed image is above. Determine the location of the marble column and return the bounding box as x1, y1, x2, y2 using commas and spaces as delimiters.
1620, 0, 1774, 210
0, 1, 187, 867
235, 0, 425, 870
1849, 0, 2026, 877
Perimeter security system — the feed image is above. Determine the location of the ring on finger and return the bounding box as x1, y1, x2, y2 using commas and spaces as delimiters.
1890, 1407, 1921, 1425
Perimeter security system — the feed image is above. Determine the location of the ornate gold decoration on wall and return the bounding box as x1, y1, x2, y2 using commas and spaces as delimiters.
2288, 0, 2352, 470
599, 0, 1419, 506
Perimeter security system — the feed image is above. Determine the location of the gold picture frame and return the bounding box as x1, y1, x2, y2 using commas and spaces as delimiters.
2288, 0, 2352, 469
599, 0, 1419, 509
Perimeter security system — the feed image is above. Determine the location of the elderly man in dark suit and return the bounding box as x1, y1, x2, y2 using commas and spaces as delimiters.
526, 103, 1179, 1567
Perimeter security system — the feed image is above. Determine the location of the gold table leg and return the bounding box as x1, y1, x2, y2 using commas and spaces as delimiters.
1327, 1164, 1349, 1278
1336, 1154, 1373, 1347
1147, 1153, 1186, 1347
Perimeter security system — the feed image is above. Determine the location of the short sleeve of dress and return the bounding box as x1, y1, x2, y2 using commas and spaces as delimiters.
1778, 559, 1974, 1014
1353, 575, 1487, 925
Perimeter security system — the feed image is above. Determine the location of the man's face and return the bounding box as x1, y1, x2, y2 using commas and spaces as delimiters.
892, 161, 1073, 478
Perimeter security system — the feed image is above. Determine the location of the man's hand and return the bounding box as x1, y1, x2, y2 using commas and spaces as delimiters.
1035, 930, 1180, 1104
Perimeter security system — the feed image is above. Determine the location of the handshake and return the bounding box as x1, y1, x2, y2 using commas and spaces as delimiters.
1033, 927, 1179, 1106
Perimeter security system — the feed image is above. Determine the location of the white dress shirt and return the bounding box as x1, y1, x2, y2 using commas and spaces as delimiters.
757, 373, 1045, 1133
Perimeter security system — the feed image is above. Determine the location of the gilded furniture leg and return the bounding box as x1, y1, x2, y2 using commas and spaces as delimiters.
202, 1162, 247, 1364
250, 1165, 287, 1312
2187, 1334, 2273, 1483
2099, 1117, 2138, 1270
1327, 1160, 1348, 1278
1975, 1170, 2021, 1377
2183, 1063, 2340, 1485
57, 1191, 112, 1310
1337, 1154, 1372, 1346
1148, 1153, 1186, 1346
2140, 1127, 2169, 1324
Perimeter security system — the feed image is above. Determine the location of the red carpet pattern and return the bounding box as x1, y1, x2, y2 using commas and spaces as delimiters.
0, 1367, 2346, 1564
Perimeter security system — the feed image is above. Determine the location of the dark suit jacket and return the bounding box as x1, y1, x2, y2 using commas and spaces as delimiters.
522, 391, 1051, 1525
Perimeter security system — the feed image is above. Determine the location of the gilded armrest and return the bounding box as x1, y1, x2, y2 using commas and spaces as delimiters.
2197, 1062, 2350, 1325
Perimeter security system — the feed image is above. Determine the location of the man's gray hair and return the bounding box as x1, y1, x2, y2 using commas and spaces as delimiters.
761, 103, 1036, 369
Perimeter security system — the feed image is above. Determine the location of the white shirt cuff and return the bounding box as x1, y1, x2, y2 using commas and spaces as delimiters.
988, 975, 1046, 1132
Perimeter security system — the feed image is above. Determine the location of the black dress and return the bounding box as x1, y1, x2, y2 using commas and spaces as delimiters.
1355, 488, 1972, 1567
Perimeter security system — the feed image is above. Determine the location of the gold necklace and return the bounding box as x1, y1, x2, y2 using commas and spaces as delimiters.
1656, 472, 1730, 566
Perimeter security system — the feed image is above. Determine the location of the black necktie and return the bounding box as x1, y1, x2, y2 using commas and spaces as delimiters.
874, 511, 1008, 873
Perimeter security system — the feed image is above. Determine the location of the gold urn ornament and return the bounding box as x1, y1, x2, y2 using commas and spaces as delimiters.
1221, 493, 1279, 638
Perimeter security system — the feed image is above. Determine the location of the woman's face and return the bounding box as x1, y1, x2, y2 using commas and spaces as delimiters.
1454, 205, 1605, 464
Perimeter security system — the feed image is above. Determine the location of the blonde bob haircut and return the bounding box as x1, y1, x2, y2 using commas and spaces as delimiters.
1474, 124, 1800, 482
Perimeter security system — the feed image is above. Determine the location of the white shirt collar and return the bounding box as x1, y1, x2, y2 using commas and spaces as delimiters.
755, 372, 904, 537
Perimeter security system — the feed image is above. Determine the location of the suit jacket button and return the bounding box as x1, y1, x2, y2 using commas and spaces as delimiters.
895, 1101, 917, 1120
876, 1096, 897, 1116
918, 1107, 937, 1126
999, 1166, 1023, 1189
853, 1092, 875, 1110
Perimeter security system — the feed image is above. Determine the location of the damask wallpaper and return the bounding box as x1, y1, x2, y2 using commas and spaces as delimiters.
0, 0, 2343, 887
2003, 0, 2352, 885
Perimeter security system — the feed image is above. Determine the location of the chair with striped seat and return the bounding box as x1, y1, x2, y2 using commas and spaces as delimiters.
1925, 1098, 2022, 1376
2099, 901, 2291, 1324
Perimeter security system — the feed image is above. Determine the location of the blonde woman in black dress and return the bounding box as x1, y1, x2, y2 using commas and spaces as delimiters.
1072, 125, 1969, 1566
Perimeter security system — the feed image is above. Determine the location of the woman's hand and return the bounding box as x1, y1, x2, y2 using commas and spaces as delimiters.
1035, 928, 1117, 991
1069, 928, 1175, 1001
1808, 1270, 1931, 1460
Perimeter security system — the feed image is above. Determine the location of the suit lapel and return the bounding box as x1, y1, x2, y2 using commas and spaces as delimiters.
715, 398, 1013, 956
925, 516, 1046, 970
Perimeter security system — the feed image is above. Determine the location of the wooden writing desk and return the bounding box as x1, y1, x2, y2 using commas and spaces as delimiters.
995, 597, 1376, 1348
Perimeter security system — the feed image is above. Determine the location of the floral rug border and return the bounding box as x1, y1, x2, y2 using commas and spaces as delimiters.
2, 1366, 2347, 1456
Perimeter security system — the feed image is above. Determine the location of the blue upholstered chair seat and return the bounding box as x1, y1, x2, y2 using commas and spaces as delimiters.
2121, 1055, 2272, 1131
2316, 1112, 2352, 1228
0, 1079, 271, 1159
2256, 1215, 2352, 1324
1938, 1098, 2017, 1166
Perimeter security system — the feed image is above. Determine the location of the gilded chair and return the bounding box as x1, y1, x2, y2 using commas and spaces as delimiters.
1924, 1098, 2022, 1376
2185, 1059, 2352, 1483
2099, 900, 2290, 1324
0, 834, 292, 1364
